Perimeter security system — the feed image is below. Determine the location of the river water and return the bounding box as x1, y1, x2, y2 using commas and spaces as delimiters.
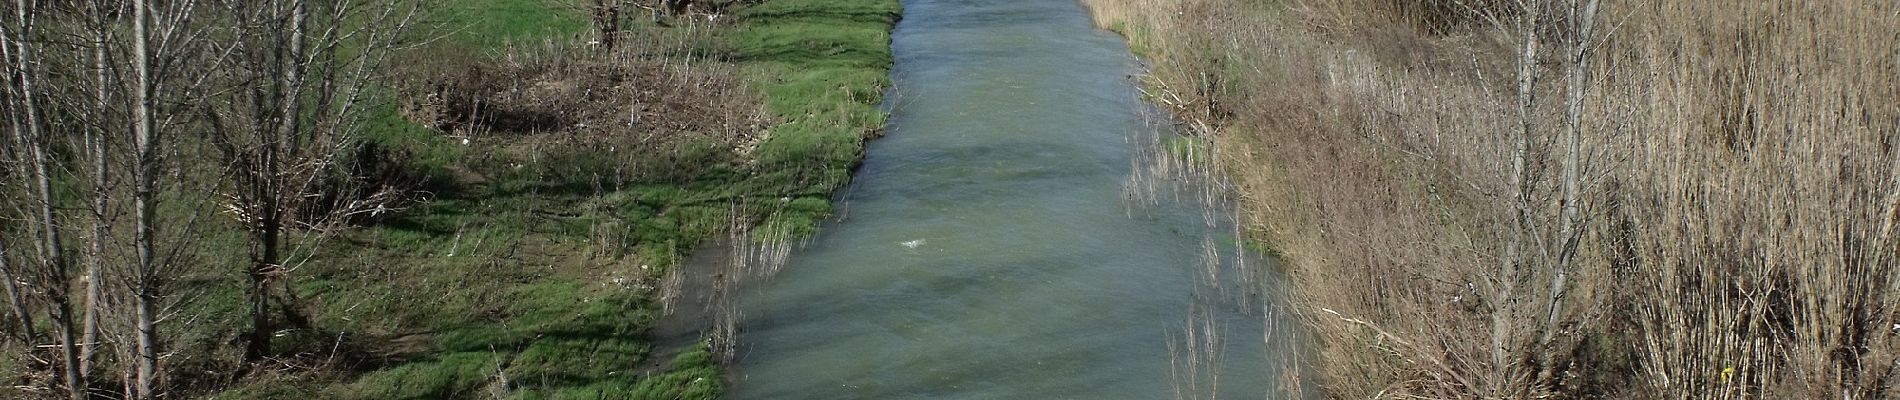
727, 0, 1291, 398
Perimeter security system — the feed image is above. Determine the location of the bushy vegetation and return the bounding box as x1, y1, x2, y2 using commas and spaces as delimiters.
1086, 0, 1899, 398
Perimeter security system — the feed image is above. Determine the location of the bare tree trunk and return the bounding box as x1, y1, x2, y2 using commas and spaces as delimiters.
51, 305, 82, 399
131, 0, 161, 396
0, 16, 37, 347
10, 0, 87, 396
199, 0, 414, 368
1490, 0, 1540, 394
244, 0, 308, 362
247, 211, 278, 360
1539, 0, 1598, 360
81, 0, 116, 374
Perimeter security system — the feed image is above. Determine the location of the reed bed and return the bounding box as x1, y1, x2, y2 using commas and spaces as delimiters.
1086, 0, 1900, 397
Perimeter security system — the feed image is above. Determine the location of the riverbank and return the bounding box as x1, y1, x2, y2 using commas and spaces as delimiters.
727, 0, 1285, 397
1083, 0, 1899, 398
161, 0, 898, 398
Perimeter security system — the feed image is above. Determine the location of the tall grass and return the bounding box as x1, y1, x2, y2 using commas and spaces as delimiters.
1085, 0, 1900, 397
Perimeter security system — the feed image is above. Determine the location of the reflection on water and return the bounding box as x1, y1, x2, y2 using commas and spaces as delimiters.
728, 0, 1297, 398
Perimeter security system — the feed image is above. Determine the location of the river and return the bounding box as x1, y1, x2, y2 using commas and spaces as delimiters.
727, 0, 1293, 398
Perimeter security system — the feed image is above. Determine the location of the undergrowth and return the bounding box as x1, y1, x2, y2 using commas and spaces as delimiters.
1086, 0, 1900, 398
179, 0, 899, 398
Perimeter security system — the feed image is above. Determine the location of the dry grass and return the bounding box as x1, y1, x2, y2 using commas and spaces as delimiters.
1085, 0, 1900, 398
399, 22, 769, 186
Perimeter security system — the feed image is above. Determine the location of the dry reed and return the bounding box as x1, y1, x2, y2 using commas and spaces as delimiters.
1086, 0, 1900, 397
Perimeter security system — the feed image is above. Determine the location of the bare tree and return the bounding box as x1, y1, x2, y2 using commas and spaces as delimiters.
203, 0, 416, 362
2, 0, 87, 395
1537, 0, 1599, 369
80, 0, 126, 379
1488, 0, 1606, 394
1486, 0, 1543, 395
0, 116, 32, 342
129, 0, 166, 395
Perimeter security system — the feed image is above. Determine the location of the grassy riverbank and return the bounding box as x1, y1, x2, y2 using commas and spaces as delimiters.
1085, 0, 1899, 398
105, 0, 898, 398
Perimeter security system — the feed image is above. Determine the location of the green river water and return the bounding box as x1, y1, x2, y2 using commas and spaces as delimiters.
726, 0, 1296, 398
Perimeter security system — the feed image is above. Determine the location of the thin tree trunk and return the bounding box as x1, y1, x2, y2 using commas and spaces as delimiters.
247, 0, 308, 362
276, 0, 308, 158
247, 215, 277, 360
81, 5, 114, 375
0, 18, 36, 346
51, 305, 83, 399
131, 0, 161, 396
1540, 0, 1598, 358
12, 0, 87, 395
1491, 0, 1540, 395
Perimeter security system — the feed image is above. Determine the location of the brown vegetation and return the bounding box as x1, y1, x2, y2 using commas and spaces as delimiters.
401, 32, 770, 185
1085, 0, 1900, 398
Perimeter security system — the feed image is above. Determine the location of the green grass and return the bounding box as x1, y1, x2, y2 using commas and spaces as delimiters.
731, 0, 902, 235
428, 0, 589, 48
188, 0, 901, 398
